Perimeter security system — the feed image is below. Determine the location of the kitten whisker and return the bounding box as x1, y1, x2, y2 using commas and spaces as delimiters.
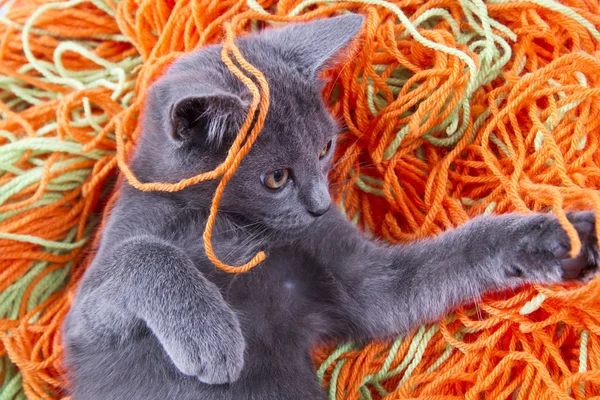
217, 220, 264, 235
329, 159, 376, 177
325, 56, 357, 100
329, 144, 365, 170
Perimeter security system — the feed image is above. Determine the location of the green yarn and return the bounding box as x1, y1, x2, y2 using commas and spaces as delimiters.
578, 329, 589, 396
374, 335, 405, 381
320, 316, 475, 399
520, 293, 548, 315
0, 232, 87, 250
488, 0, 600, 42
579, 330, 589, 374
317, 342, 358, 382
329, 359, 348, 399
355, 175, 385, 197
0, 360, 24, 400
395, 324, 439, 387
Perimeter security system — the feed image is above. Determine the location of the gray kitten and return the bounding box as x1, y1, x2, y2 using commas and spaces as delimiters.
63, 15, 599, 400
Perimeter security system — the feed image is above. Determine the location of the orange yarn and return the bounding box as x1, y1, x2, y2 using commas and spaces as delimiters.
115, 20, 271, 272
1, 0, 600, 398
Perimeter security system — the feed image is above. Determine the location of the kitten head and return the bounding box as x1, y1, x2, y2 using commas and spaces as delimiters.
134, 14, 364, 232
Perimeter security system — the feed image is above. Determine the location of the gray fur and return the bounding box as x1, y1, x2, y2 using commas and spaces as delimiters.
63, 15, 599, 400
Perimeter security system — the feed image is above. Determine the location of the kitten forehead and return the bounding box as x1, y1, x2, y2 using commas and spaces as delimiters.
166, 14, 363, 99
238, 14, 364, 76
136, 16, 359, 182
165, 20, 348, 146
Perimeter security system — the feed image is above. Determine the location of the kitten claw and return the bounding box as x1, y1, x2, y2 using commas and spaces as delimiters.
553, 246, 570, 259
560, 251, 590, 280
498, 211, 599, 284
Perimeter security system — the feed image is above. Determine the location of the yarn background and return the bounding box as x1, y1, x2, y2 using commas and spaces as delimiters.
1, 0, 600, 399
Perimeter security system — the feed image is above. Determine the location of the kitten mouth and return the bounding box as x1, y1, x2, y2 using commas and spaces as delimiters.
260, 217, 314, 232
270, 222, 312, 231
224, 211, 312, 234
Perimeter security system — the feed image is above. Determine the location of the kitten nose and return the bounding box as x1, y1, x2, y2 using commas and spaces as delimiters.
305, 181, 331, 217
309, 203, 331, 217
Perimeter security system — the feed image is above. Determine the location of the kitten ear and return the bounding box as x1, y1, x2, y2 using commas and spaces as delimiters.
169, 91, 246, 147
259, 14, 364, 76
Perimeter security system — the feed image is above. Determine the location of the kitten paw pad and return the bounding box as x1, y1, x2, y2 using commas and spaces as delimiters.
163, 312, 245, 385
195, 324, 245, 385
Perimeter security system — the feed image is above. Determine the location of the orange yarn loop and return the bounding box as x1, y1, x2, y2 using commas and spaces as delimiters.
115, 19, 271, 273
202, 20, 271, 273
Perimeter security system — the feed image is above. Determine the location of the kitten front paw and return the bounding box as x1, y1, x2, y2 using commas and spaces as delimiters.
163, 308, 245, 385
502, 211, 598, 284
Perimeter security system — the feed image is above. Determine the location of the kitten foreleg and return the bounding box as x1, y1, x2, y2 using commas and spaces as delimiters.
66, 235, 245, 384
311, 211, 598, 339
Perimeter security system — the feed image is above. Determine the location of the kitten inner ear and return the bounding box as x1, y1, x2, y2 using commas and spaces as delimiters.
170, 93, 245, 147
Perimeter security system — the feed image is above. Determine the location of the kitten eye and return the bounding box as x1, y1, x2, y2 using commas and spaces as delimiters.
319, 140, 333, 159
261, 169, 290, 190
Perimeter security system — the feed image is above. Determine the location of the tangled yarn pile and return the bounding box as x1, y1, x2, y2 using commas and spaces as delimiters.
1, 0, 600, 398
